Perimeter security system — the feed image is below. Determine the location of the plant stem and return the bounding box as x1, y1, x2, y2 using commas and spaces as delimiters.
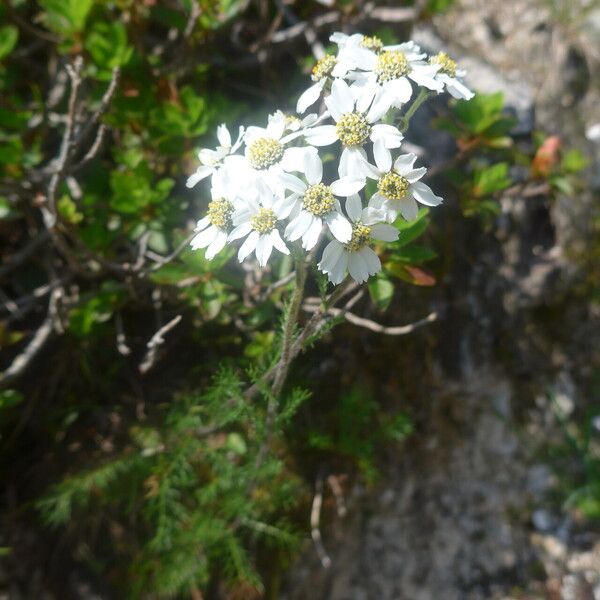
271, 258, 307, 398
399, 88, 431, 132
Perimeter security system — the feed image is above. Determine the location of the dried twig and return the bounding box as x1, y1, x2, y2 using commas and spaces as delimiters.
138, 315, 182, 374
303, 304, 438, 336
0, 291, 60, 388
311, 472, 331, 569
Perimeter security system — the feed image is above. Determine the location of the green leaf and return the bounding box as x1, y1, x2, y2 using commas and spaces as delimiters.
452, 92, 505, 134
85, 21, 132, 73
394, 208, 430, 247
57, 195, 83, 224
0, 26, 18, 61
39, 0, 95, 36
0, 389, 23, 410
472, 162, 511, 197
390, 244, 437, 264
368, 275, 395, 311
561, 149, 588, 174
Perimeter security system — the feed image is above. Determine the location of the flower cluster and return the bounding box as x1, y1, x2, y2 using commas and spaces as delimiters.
188, 32, 473, 284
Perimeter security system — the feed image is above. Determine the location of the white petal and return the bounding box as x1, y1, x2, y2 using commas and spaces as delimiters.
304, 149, 322, 185
384, 77, 413, 106
205, 231, 228, 259
338, 146, 367, 178
238, 230, 259, 261
278, 172, 307, 194
325, 211, 352, 243
330, 176, 366, 197
216, 124, 231, 148
398, 196, 419, 221
444, 77, 474, 100
319, 239, 343, 270
405, 167, 426, 183
327, 250, 349, 284
330, 79, 354, 116
194, 216, 211, 231
412, 181, 443, 207
371, 124, 403, 149
409, 68, 444, 92
348, 252, 369, 284
302, 217, 323, 250
345, 194, 362, 221
355, 80, 379, 114
270, 229, 289, 255
370, 223, 399, 242
186, 165, 213, 188
228, 221, 253, 242
360, 247, 381, 276
191, 225, 218, 249
275, 194, 299, 219
297, 81, 324, 114
255, 235, 274, 267
266, 112, 286, 140
373, 139, 392, 173
366, 88, 393, 122
285, 210, 313, 241
303, 125, 338, 146
281, 147, 309, 172
393, 153, 418, 175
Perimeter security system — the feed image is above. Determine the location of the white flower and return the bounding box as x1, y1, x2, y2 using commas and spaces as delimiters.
278, 150, 360, 250
190, 169, 241, 259
244, 111, 304, 169
429, 52, 474, 100
227, 182, 290, 267
318, 196, 398, 284
297, 55, 339, 114
303, 79, 403, 177
349, 46, 443, 120
358, 142, 443, 221
186, 123, 245, 188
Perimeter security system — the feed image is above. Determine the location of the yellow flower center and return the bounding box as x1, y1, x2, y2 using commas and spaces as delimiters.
303, 183, 335, 217
248, 137, 284, 170
345, 222, 372, 252
251, 207, 277, 234
207, 198, 234, 229
360, 35, 384, 53
335, 112, 371, 147
375, 51, 410, 83
429, 52, 457, 77
311, 55, 337, 81
377, 172, 409, 200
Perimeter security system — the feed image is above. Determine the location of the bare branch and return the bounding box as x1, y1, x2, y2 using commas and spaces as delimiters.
139, 315, 182, 374
311, 472, 332, 569
303, 304, 438, 336
0, 291, 60, 388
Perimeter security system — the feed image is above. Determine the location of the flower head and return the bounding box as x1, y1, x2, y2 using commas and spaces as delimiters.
186, 123, 245, 188
318, 196, 398, 284
278, 149, 362, 250
227, 182, 290, 267
357, 142, 443, 221
303, 79, 403, 177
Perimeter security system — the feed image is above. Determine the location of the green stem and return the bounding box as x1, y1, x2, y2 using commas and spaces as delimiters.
271, 258, 307, 398
398, 88, 431, 133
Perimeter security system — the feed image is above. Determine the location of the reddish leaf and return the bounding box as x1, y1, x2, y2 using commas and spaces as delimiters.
404, 266, 436, 286
531, 135, 561, 178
